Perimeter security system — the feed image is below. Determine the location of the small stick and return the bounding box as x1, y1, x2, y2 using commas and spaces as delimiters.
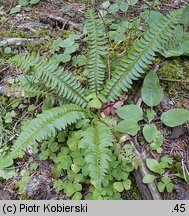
36, 12, 83, 34
159, 78, 189, 83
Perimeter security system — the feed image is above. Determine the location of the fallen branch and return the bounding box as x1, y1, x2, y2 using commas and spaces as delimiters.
36, 12, 83, 34
0, 38, 40, 47
132, 171, 153, 200
131, 139, 162, 200
18, 22, 47, 33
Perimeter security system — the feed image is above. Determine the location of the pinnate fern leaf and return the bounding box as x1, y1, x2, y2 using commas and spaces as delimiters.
86, 9, 107, 94
82, 122, 112, 187
104, 9, 182, 101
11, 75, 58, 99
11, 105, 90, 158
9, 54, 88, 107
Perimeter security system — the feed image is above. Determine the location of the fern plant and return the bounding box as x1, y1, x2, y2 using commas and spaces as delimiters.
8, 8, 182, 187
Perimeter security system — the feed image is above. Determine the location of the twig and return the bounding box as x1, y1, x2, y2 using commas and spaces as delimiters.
142, 0, 151, 7
18, 22, 47, 33
0, 65, 10, 74
35, 12, 83, 34
159, 78, 189, 83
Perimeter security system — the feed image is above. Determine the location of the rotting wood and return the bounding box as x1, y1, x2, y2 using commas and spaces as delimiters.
130, 139, 162, 200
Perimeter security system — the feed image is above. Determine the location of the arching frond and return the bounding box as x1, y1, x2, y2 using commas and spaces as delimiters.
86, 9, 107, 94
103, 9, 182, 101
82, 122, 112, 187
11, 105, 90, 158
9, 54, 88, 107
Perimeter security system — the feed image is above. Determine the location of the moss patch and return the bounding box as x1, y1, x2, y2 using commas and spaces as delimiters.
158, 59, 189, 95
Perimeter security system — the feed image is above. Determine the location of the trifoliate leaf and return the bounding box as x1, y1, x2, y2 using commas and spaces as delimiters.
101, 1, 110, 9
108, 4, 119, 14
59, 38, 75, 48
123, 179, 131, 190
166, 183, 174, 193
146, 158, 164, 174
113, 182, 124, 192
162, 176, 171, 185
157, 182, 165, 192
119, 2, 129, 12
72, 192, 82, 200
57, 53, 71, 63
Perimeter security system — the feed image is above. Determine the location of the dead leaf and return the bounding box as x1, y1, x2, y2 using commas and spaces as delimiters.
120, 135, 131, 143
170, 126, 185, 139
103, 106, 111, 116
113, 100, 124, 109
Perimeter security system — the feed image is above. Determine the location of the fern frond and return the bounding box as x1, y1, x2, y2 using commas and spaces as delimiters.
86, 9, 107, 94
19, 85, 57, 99
11, 104, 90, 158
9, 54, 88, 107
104, 9, 182, 101
82, 122, 112, 187
11, 75, 58, 99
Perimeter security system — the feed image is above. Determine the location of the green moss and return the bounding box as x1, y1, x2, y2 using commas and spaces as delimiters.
129, 177, 143, 200
25, 40, 52, 53
0, 29, 14, 37
122, 176, 143, 200
19, 193, 31, 200
158, 59, 189, 95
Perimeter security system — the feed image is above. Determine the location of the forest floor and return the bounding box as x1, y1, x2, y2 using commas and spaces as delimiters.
0, 0, 189, 200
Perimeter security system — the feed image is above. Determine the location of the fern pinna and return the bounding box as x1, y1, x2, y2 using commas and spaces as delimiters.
8, 9, 182, 187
